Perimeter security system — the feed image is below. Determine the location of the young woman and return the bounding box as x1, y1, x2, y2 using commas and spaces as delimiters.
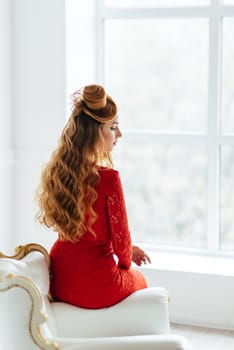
36, 84, 151, 309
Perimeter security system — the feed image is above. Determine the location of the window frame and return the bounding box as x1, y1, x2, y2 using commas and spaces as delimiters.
95, 0, 234, 257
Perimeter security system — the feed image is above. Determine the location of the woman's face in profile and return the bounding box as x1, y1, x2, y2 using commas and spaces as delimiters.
99, 117, 122, 152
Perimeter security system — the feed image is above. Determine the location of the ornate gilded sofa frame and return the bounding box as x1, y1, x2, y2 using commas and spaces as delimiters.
0, 243, 192, 350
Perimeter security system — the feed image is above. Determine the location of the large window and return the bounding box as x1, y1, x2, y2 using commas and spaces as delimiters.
96, 0, 234, 255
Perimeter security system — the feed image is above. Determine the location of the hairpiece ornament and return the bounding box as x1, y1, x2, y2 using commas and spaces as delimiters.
72, 85, 117, 123
83, 85, 107, 110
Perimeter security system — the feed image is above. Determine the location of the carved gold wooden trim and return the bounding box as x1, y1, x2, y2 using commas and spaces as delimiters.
0, 274, 59, 350
0, 243, 54, 301
0, 243, 50, 269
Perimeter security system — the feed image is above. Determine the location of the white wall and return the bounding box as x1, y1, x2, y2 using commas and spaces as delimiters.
138, 252, 234, 330
0, 0, 67, 253
12, 0, 67, 251
0, 0, 14, 251
0, 0, 97, 254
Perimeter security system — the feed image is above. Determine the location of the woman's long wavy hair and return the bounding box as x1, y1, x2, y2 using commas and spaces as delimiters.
36, 85, 117, 242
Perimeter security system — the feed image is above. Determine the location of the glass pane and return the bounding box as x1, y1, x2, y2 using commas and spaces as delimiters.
222, 0, 234, 4
105, 0, 209, 7
220, 146, 234, 251
114, 142, 207, 248
221, 18, 234, 134
106, 19, 208, 132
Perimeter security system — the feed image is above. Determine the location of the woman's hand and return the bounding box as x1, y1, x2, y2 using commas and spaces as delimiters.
132, 245, 151, 266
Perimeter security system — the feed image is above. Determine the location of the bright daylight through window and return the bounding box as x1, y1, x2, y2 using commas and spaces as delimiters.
96, 0, 234, 255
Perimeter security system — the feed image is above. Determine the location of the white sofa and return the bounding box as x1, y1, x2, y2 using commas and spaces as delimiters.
0, 243, 192, 350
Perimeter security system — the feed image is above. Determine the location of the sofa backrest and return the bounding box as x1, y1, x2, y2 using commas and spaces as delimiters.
0, 250, 58, 349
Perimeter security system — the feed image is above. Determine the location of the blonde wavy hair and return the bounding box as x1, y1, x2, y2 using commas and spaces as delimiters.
36, 84, 117, 242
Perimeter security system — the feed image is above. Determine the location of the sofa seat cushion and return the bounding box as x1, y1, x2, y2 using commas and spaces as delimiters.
51, 287, 170, 338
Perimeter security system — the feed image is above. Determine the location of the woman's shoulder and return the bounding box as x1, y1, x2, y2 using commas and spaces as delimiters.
98, 166, 119, 177
98, 167, 121, 193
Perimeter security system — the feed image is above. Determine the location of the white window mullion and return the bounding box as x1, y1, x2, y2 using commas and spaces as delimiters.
95, 0, 105, 85
103, 7, 210, 19
207, 1, 222, 253
125, 132, 208, 146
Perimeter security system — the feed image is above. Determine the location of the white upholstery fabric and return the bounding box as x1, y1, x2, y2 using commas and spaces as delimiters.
55, 335, 192, 350
0, 284, 38, 350
51, 287, 170, 337
0, 248, 192, 350
23, 252, 50, 294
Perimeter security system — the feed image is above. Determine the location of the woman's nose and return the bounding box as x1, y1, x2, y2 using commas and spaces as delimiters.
117, 127, 122, 138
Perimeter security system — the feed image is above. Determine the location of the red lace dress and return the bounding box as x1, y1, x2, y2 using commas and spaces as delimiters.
50, 167, 147, 309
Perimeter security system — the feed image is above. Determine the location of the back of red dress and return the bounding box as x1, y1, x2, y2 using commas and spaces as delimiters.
50, 168, 147, 309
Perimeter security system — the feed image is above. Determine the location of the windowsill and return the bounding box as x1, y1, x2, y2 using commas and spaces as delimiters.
135, 251, 234, 277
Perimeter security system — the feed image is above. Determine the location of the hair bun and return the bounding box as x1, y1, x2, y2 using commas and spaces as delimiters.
83, 85, 107, 111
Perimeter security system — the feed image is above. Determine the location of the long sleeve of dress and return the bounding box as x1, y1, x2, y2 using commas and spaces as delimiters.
104, 169, 132, 269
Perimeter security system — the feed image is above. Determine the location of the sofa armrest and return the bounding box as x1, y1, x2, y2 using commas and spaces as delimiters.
51, 287, 170, 338
0, 265, 58, 350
